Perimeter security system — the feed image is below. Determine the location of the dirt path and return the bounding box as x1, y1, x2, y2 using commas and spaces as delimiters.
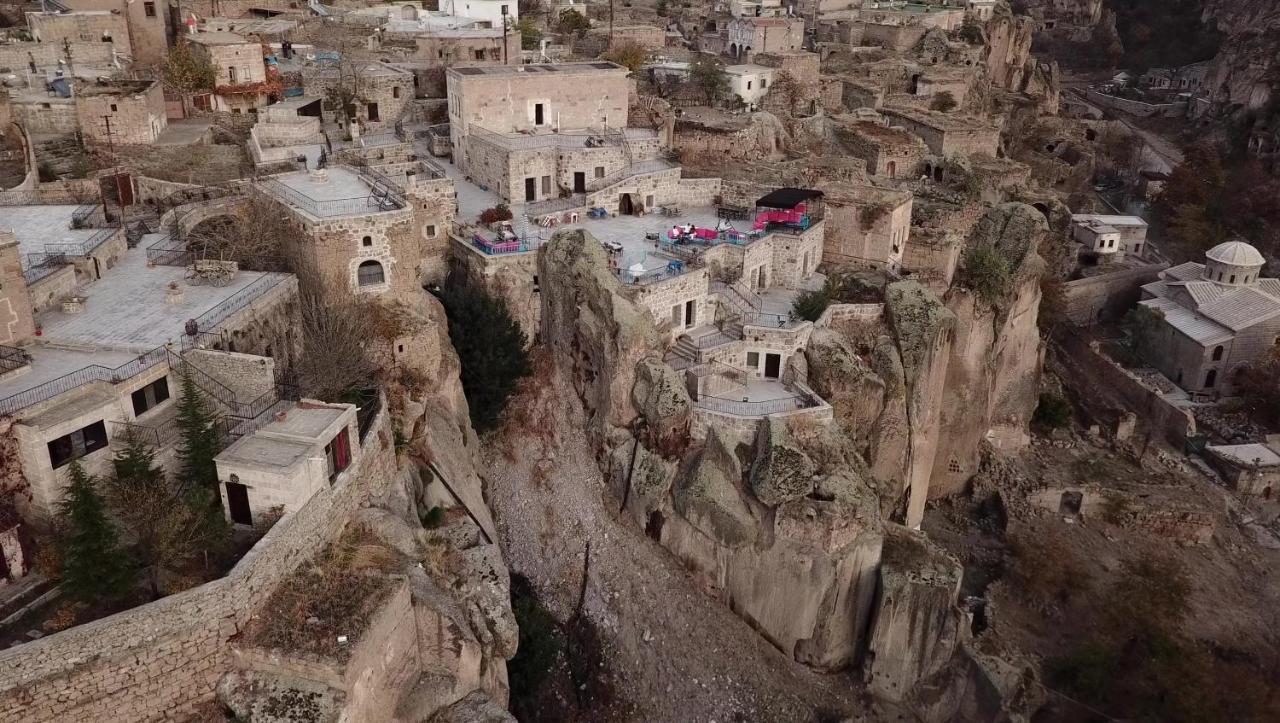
481, 378, 874, 722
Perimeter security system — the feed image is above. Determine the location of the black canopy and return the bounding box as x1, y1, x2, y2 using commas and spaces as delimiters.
755, 187, 824, 209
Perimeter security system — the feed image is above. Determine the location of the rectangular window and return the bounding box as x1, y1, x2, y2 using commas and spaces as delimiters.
144, 1, 156, 17
426, 224, 437, 237
747, 81, 753, 90
747, 352, 760, 368
110, 103, 117, 112
594, 166, 605, 178
228, 66, 237, 83
131, 377, 171, 416
541, 175, 551, 195
47, 421, 109, 469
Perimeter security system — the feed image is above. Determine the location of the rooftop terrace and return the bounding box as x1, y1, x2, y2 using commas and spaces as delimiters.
260, 166, 405, 220
3, 205, 102, 270
449, 61, 624, 78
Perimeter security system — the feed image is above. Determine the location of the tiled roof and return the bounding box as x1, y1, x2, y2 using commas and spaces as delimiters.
1257, 278, 1280, 298
1197, 287, 1280, 331
1183, 281, 1226, 306
1141, 297, 1233, 345
1141, 280, 1171, 299
1163, 261, 1204, 282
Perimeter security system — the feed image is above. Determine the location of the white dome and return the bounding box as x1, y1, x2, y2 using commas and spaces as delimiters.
1205, 240, 1265, 267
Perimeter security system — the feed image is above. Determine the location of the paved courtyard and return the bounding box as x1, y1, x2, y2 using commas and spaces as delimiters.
3, 205, 101, 269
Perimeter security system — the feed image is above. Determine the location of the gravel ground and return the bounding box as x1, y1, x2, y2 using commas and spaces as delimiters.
481, 374, 886, 723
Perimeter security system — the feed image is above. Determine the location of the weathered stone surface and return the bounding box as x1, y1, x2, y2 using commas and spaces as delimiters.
865, 524, 966, 703
674, 428, 757, 548
749, 417, 817, 506
631, 354, 693, 449
217, 669, 344, 723
538, 229, 659, 450
457, 544, 519, 660
628, 444, 677, 517
428, 690, 515, 723
805, 329, 886, 446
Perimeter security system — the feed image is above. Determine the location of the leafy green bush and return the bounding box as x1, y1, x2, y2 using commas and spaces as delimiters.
792, 288, 831, 322
930, 91, 958, 112
437, 281, 531, 432
960, 245, 1011, 307
420, 506, 446, 528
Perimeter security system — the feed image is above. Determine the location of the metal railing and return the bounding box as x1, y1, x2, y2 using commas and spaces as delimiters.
0, 345, 31, 374
41, 226, 119, 259
615, 258, 695, 286
468, 232, 543, 256
70, 204, 97, 229
526, 194, 585, 216
468, 124, 625, 152
694, 389, 818, 417
260, 178, 401, 217
187, 273, 290, 336
22, 255, 67, 285
145, 232, 192, 267
0, 346, 169, 417
110, 419, 181, 450
586, 159, 677, 192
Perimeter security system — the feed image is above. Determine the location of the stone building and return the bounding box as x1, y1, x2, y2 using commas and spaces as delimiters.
0, 231, 36, 346
1070, 213, 1148, 260
260, 165, 456, 298
725, 17, 805, 62
302, 61, 413, 130
187, 31, 271, 113
1138, 241, 1280, 395
583, 24, 667, 52
61, 0, 170, 65
880, 105, 1000, 157
25, 10, 128, 62
74, 79, 167, 146
1204, 438, 1280, 499
725, 64, 776, 110
820, 185, 913, 271
214, 401, 360, 526
447, 62, 671, 206
837, 121, 929, 179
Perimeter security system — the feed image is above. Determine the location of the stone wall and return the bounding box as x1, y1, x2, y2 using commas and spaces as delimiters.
1061, 262, 1167, 325
1085, 90, 1188, 119
26, 11, 127, 52
678, 177, 722, 206
0, 404, 396, 722
9, 96, 77, 136
815, 303, 885, 328
24, 264, 76, 315
0, 233, 35, 345
76, 83, 167, 146
0, 41, 114, 71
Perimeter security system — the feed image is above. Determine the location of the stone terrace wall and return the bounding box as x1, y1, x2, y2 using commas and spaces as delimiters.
815, 303, 884, 328
1061, 338, 1196, 447
1061, 261, 1167, 325
0, 42, 114, 71
0, 403, 396, 722
678, 177, 722, 206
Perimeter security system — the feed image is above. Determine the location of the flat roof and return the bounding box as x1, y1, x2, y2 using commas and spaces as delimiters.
724, 64, 773, 75
450, 61, 624, 77
882, 105, 998, 133
2, 205, 102, 270
261, 167, 401, 220
1072, 214, 1148, 228
188, 31, 254, 46
261, 404, 347, 440
1206, 443, 1280, 468
217, 433, 315, 472
35, 241, 290, 351
0, 346, 138, 413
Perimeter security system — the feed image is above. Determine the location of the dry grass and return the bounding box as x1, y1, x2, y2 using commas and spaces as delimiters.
247, 528, 398, 661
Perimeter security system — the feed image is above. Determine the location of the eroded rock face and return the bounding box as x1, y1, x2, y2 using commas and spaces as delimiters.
217, 670, 344, 723
749, 416, 818, 506
673, 428, 757, 548
805, 329, 886, 450
539, 230, 659, 451
428, 690, 515, 723
631, 355, 693, 452
865, 524, 966, 703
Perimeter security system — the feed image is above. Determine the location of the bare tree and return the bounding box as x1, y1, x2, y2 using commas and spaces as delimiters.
292, 263, 383, 401
181, 192, 306, 271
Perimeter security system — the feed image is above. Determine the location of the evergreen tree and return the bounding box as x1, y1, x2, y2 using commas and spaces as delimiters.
106, 431, 213, 599
437, 282, 531, 433
175, 369, 223, 496
58, 461, 134, 603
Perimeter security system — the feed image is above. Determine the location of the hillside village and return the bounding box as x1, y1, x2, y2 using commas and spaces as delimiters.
0, 0, 1278, 721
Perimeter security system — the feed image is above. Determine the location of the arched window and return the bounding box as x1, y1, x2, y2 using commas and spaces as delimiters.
362, 235, 373, 247
1230, 274, 1236, 284
357, 260, 385, 287
1212, 345, 1224, 361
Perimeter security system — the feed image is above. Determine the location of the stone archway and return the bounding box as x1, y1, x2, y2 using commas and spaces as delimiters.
619, 193, 636, 216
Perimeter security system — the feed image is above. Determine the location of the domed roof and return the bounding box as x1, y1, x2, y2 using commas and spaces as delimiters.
1206, 240, 1265, 267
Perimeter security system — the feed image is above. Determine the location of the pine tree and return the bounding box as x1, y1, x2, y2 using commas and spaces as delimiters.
58, 461, 134, 603
438, 282, 531, 433
106, 431, 212, 599
175, 369, 223, 496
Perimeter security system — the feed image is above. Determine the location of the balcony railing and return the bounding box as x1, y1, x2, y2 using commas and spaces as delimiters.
468, 232, 543, 256
0, 345, 31, 374
468, 124, 624, 152
0, 346, 169, 417
187, 273, 290, 336
260, 178, 402, 218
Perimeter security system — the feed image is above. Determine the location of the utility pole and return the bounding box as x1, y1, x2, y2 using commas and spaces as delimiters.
99, 115, 129, 230
62, 37, 74, 78
609, 0, 615, 48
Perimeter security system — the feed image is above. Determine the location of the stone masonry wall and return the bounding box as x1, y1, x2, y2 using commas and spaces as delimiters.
1061, 262, 1167, 325
0, 41, 114, 71
0, 405, 396, 722
76, 84, 167, 146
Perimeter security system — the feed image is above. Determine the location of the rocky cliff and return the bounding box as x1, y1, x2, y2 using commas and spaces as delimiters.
985, 14, 1061, 115
1201, 0, 1280, 113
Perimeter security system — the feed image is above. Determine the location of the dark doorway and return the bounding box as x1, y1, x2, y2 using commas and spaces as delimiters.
573, 172, 585, 193
525, 177, 536, 202
1205, 369, 1217, 388
226, 482, 252, 525
1058, 491, 1083, 516
645, 511, 665, 541
684, 299, 696, 326
910, 74, 921, 94
619, 193, 635, 215
367, 102, 380, 122
764, 353, 781, 379
534, 103, 545, 126
99, 172, 134, 207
